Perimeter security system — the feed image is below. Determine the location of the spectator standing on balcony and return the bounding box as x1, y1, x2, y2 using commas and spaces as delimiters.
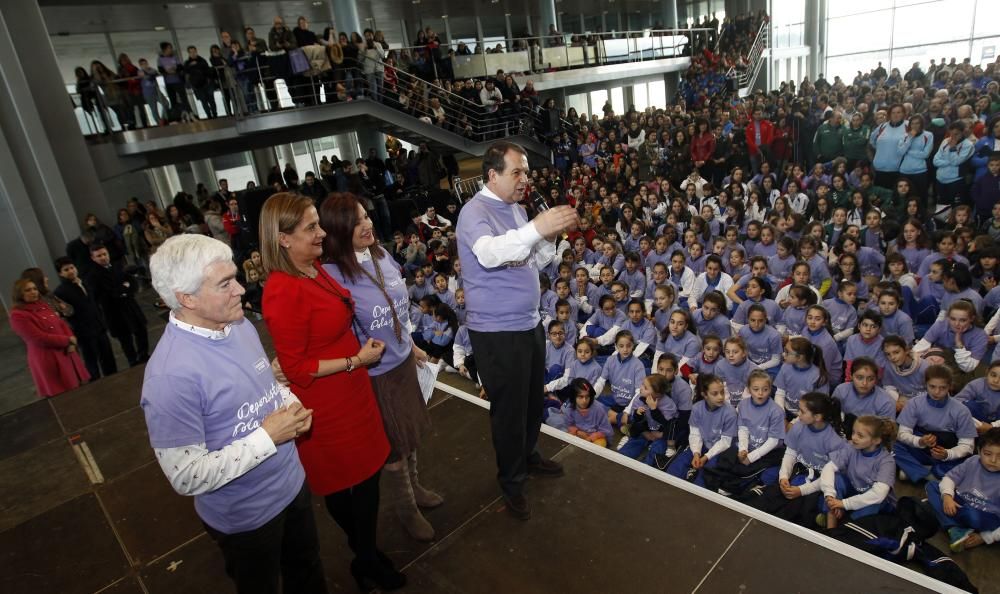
185, 46, 217, 119
480, 79, 503, 137
116, 54, 144, 129
547, 24, 564, 47
208, 45, 235, 117
745, 106, 773, 174
870, 103, 908, 189
157, 42, 190, 116
362, 29, 386, 102
267, 17, 297, 108
90, 60, 130, 131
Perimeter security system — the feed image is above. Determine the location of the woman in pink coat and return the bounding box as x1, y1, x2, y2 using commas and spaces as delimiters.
9, 278, 89, 397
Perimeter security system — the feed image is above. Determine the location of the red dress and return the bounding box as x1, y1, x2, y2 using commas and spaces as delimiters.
9, 302, 89, 397
263, 264, 390, 495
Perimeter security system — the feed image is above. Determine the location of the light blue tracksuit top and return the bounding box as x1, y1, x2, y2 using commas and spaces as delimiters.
932, 138, 975, 184
869, 121, 908, 173
897, 130, 935, 174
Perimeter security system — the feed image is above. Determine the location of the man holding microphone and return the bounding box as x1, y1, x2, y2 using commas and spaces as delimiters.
457, 141, 579, 520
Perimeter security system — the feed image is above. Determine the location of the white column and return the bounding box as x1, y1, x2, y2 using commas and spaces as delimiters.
189, 159, 217, 189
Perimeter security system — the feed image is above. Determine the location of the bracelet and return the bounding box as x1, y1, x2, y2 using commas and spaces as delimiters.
345, 357, 355, 373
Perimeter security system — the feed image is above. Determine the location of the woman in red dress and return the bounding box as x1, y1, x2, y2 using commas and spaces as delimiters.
9, 278, 89, 397
260, 193, 404, 592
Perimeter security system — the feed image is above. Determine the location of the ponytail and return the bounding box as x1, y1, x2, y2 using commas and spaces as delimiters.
801, 391, 845, 437
810, 342, 829, 388
694, 373, 722, 404
855, 415, 898, 451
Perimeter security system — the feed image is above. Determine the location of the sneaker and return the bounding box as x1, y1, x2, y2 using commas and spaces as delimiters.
898, 469, 909, 482
616, 436, 629, 451
664, 447, 677, 459
717, 488, 732, 497
948, 527, 974, 553
815, 513, 827, 529
619, 423, 630, 436
685, 467, 698, 481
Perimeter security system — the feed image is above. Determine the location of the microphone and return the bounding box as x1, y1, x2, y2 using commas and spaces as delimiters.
530, 190, 549, 212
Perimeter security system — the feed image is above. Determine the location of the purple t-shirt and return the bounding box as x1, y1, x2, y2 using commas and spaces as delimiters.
829, 446, 896, 503
738, 398, 786, 450
945, 456, 1000, 516
324, 253, 412, 377
786, 422, 848, 472
600, 354, 646, 406
775, 364, 829, 414
955, 378, 1000, 423
690, 400, 738, 452
922, 320, 989, 363
832, 383, 895, 418
897, 395, 977, 438
716, 358, 753, 406
141, 320, 305, 534
457, 194, 547, 332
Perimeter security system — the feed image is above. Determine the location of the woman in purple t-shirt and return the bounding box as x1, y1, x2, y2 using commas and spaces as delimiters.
319, 193, 441, 543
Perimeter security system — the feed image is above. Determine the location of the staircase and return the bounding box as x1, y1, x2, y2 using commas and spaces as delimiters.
725, 20, 769, 97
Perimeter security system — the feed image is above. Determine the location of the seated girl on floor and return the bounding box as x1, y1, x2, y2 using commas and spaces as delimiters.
819, 415, 898, 530
564, 378, 615, 448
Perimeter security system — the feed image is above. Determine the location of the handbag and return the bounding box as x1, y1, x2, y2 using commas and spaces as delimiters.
289, 48, 310, 74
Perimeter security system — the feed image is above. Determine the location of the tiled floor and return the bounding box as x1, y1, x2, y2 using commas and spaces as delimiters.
1, 361, 994, 594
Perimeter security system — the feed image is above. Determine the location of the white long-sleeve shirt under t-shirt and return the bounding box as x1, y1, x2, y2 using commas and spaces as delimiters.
152, 313, 301, 496
470, 186, 557, 271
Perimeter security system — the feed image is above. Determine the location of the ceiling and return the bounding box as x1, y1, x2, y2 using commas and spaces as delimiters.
39, 0, 679, 35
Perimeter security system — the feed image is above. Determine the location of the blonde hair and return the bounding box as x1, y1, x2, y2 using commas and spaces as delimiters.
259, 193, 316, 277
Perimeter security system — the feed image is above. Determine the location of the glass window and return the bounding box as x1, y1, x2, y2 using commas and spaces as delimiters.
971, 36, 1000, 66
610, 86, 624, 115
109, 31, 161, 66
293, 141, 316, 177
829, 0, 892, 18
893, 0, 974, 47
212, 152, 256, 190
827, 11, 892, 55
825, 50, 891, 82
771, 0, 807, 26
567, 92, 589, 119
589, 89, 608, 118
974, 0, 1000, 37
633, 82, 649, 112
648, 80, 666, 110
51, 34, 114, 84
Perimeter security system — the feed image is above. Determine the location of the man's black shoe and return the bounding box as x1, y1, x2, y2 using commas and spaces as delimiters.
527, 457, 564, 477
503, 493, 531, 520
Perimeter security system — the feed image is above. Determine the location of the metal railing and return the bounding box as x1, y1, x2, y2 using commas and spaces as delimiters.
453, 175, 484, 202
391, 28, 706, 81
725, 19, 769, 95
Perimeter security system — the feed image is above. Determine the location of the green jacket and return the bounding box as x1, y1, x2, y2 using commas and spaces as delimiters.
813, 122, 844, 161
841, 124, 870, 162
829, 188, 853, 209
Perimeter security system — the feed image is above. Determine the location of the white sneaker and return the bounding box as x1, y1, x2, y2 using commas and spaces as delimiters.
616, 436, 629, 451
664, 447, 677, 459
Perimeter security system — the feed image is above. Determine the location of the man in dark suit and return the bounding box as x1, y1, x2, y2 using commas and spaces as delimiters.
86, 243, 149, 366
53, 256, 117, 379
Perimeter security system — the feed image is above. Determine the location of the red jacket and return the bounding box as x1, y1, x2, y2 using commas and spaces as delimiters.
745, 118, 775, 156
10, 302, 89, 397
690, 132, 716, 163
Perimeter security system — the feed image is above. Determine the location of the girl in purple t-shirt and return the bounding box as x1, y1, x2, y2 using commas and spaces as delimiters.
775, 337, 830, 421
564, 379, 615, 448
820, 415, 898, 529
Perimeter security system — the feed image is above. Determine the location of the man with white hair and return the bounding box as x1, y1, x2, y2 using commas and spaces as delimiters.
141, 234, 326, 594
